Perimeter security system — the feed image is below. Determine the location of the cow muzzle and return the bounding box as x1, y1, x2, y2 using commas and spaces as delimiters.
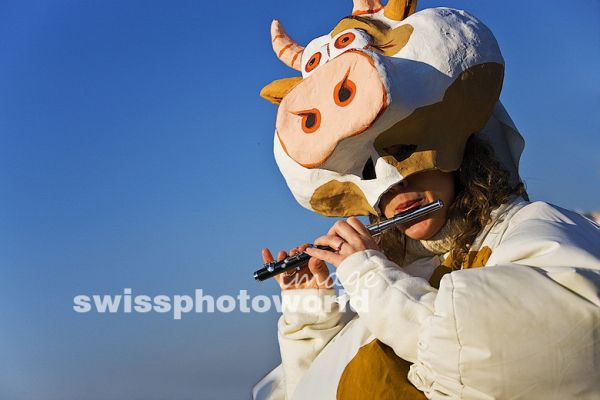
275, 50, 388, 168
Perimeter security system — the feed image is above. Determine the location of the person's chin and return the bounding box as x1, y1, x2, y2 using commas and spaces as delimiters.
404, 218, 440, 240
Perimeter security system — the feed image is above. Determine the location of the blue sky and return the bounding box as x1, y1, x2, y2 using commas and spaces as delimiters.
0, 1, 598, 399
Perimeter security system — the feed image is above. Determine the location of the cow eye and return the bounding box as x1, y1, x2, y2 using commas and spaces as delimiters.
305, 52, 322, 73
334, 32, 356, 49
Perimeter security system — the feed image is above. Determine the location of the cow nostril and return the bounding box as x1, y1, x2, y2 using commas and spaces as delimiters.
293, 108, 321, 134
305, 113, 316, 128
339, 86, 352, 102
334, 73, 356, 107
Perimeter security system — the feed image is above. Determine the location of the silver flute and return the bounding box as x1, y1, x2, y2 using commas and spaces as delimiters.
253, 199, 444, 281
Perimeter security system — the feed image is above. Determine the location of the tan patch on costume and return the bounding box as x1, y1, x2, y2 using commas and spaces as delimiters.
375, 62, 504, 176
337, 339, 426, 400
429, 246, 493, 289
463, 246, 492, 269
428, 263, 451, 289
310, 180, 376, 217
330, 17, 414, 56
260, 77, 303, 105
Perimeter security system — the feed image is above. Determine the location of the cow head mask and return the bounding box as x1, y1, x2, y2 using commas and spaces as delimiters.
261, 0, 523, 217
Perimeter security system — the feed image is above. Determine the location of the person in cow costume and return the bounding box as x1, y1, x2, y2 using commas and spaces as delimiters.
253, 1, 600, 399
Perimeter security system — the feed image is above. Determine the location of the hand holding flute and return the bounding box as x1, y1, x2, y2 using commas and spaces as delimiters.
261, 245, 333, 290
255, 200, 444, 283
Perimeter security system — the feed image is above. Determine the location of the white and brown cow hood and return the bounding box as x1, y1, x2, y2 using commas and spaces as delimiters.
261, 1, 524, 217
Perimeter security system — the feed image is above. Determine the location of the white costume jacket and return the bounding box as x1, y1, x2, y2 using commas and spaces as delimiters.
253, 199, 600, 399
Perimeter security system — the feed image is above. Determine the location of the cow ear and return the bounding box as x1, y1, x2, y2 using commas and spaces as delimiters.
384, 0, 418, 21
260, 77, 303, 105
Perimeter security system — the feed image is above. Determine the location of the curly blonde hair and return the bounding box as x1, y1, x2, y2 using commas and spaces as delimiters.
371, 135, 527, 270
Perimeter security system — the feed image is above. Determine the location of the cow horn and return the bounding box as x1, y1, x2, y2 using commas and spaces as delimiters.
271, 20, 304, 71
384, 0, 418, 21
352, 0, 383, 15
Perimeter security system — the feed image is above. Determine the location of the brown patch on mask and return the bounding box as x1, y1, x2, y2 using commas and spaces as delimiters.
330, 16, 414, 56
381, 151, 435, 177
310, 180, 376, 216
382, 144, 417, 162
375, 62, 504, 176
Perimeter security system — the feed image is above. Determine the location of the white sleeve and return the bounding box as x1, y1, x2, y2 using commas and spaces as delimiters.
336, 249, 437, 363
252, 365, 285, 400
277, 288, 344, 399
